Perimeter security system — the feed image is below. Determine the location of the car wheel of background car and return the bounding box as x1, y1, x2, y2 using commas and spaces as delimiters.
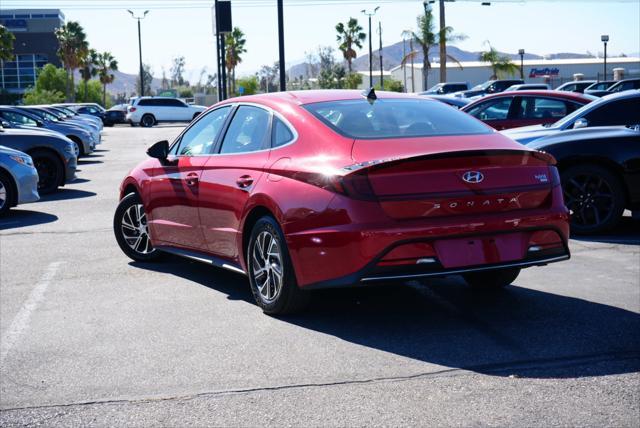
561, 164, 625, 234
113, 192, 160, 262
463, 267, 521, 289
248, 216, 310, 315
0, 170, 15, 216
29, 149, 63, 195
141, 114, 155, 128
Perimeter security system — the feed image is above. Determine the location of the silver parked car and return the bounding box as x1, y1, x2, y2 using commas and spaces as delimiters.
0, 145, 40, 216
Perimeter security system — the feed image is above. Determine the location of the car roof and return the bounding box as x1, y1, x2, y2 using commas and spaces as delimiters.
465, 90, 593, 103
219, 90, 424, 107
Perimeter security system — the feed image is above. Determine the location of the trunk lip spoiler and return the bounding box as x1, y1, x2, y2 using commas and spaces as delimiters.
341, 148, 555, 176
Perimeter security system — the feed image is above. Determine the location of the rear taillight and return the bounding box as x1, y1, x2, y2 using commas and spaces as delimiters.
549, 165, 561, 186
129, 107, 137, 112
532, 150, 557, 166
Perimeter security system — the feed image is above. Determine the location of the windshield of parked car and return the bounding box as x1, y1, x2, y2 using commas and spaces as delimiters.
471, 81, 493, 91
549, 97, 604, 129
304, 98, 491, 139
23, 109, 59, 122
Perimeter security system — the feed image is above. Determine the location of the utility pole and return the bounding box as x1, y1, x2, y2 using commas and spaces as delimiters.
438, 0, 446, 83
277, 0, 286, 91
601, 35, 609, 80
402, 37, 407, 92
361, 7, 379, 88
128, 10, 149, 97
378, 21, 383, 89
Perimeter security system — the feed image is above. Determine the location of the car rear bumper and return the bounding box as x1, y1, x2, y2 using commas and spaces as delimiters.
286, 206, 570, 289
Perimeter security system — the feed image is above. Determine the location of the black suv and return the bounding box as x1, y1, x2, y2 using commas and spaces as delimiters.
453, 79, 524, 98
420, 82, 469, 95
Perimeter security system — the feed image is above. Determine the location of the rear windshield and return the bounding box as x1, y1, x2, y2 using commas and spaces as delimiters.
304, 98, 491, 139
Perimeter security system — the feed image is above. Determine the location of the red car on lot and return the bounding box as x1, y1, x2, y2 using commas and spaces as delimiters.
114, 90, 570, 314
462, 90, 595, 130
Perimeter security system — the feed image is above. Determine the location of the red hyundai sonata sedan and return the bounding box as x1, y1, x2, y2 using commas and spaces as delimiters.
114, 90, 570, 314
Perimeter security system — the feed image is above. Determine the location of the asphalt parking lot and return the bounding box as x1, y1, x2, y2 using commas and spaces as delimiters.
1, 125, 639, 427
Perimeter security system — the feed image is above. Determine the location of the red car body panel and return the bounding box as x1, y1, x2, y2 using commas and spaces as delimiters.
462, 90, 593, 130
120, 90, 570, 288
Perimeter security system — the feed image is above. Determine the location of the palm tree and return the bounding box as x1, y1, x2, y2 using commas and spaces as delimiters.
79, 49, 98, 102
478, 41, 520, 79
96, 51, 118, 107
225, 27, 247, 95
407, 7, 466, 91
55, 21, 89, 101
335, 18, 366, 73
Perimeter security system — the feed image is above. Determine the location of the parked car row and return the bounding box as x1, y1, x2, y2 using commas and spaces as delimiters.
0, 102, 109, 215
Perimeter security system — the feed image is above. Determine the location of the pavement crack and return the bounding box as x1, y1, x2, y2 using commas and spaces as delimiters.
2, 350, 638, 413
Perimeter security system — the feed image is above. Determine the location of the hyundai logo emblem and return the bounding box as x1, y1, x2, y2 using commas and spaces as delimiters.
462, 171, 484, 184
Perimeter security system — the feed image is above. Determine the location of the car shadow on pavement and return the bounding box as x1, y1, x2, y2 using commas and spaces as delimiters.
39, 189, 97, 202
572, 217, 640, 245
0, 209, 58, 230
77, 159, 104, 165
130, 258, 640, 380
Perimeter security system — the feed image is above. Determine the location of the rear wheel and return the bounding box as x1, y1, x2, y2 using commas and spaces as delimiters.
0, 170, 15, 216
247, 216, 310, 315
140, 114, 155, 128
561, 164, 625, 234
30, 149, 63, 195
113, 193, 160, 262
463, 267, 521, 289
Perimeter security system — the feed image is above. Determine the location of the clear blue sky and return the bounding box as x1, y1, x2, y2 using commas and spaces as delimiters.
5, 0, 640, 82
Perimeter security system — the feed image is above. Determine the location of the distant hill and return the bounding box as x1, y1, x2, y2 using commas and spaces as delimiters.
288, 40, 599, 78
74, 70, 162, 96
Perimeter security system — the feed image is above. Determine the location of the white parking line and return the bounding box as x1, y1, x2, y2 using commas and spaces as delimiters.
0, 261, 63, 364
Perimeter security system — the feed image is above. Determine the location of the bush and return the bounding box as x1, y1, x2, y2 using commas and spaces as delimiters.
74, 80, 112, 108
236, 76, 259, 95
375, 78, 404, 93
35, 64, 67, 93
344, 73, 363, 90
23, 88, 65, 105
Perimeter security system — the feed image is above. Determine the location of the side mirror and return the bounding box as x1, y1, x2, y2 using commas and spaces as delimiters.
1, 120, 12, 128
36, 120, 44, 127
573, 118, 589, 129
147, 140, 169, 160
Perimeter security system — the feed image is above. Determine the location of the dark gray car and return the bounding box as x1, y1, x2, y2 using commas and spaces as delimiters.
0, 124, 77, 194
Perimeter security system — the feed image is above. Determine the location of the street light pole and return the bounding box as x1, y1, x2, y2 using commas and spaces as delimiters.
601, 35, 609, 81
277, 0, 286, 91
518, 48, 525, 80
128, 10, 149, 97
378, 21, 383, 88
361, 7, 379, 88
437, 0, 447, 83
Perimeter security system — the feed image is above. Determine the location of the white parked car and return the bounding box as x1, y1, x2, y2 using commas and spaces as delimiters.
126, 97, 207, 127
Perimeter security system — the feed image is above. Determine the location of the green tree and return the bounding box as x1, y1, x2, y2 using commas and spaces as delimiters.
406, 7, 465, 91
478, 41, 520, 79
24, 88, 64, 105
55, 21, 89, 102
0, 24, 15, 61
376, 78, 403, 92
344, 72, 362, 89
335, 18, 366, 73
35, 64, 68, 93
225, 27, 247, 95
79, 49, 98, 102
96, 51, 118, 106
74, 80, 110, 107
170, 56, 186, 87
178, 87, 194, 98
236, 76, 259, 95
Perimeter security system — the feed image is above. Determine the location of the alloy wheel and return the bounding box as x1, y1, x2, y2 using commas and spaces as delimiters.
251, 230, 284, 304
0, 180, 6, 210
563, 173, 615, 229
120, 203, 155, 255
34, 157, 58, 192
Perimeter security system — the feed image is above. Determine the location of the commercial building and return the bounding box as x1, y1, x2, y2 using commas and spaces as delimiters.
389, 57, 640, 93
0, 9, 65, 94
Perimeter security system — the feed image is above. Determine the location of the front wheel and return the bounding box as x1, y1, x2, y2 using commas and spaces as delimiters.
0, 171, 15, 216
463, 267, 521, 289
113, 193, 160, 262
30, 149, 63, 195
247, 216, 310, 315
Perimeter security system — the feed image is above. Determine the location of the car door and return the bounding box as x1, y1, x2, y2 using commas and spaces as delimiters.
465, 96, 515, 130
172, 99, 192, 121
198, 104, 273, 261
509, 96, 571, 129
146, 106, 232, 251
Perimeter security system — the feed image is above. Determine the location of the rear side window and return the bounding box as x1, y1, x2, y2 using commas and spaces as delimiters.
272, 117, 294, 148
466, 98, 513, 121
138, 99, 153, 106
518, 97, 567, 119
305, 98, 490, 139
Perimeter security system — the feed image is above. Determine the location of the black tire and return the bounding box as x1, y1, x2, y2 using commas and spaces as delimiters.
69, 136, 84, 157
0, 170, 15, 216
29, 149, 64, 195
247, 216, 310, 315
140, 114, 155, 128
463, 267, 521, 289
113, 193, 161, 262
561, 164, 625, 234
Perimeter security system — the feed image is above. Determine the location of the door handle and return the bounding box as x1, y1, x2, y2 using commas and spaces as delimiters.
236, 175, 254, 188
185, 172, 199, 186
